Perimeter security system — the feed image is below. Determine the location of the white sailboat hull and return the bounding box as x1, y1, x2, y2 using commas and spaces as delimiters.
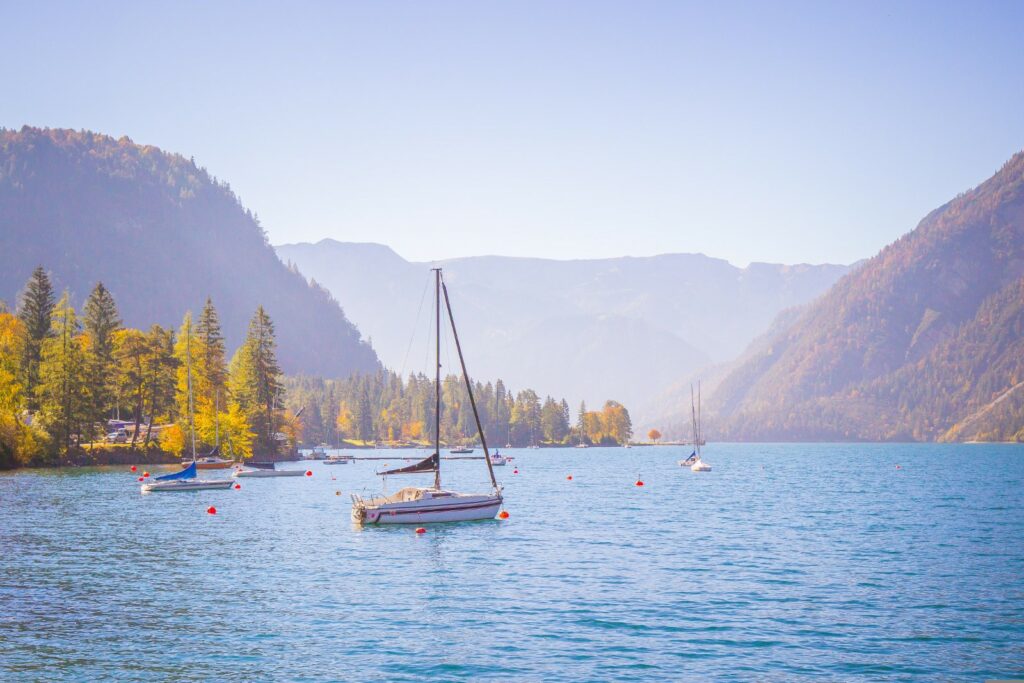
353, 488, 502, 524
141, 479, 234, 492
233, 469, 305, 478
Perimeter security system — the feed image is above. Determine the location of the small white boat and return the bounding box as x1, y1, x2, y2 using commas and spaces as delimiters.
691, 458, 712, 472
309, 444, 329, 460
489, 451, 508, 466
682, 382, 712, 473
324, 454, 353, 465
143, 461, 234, 492
450, 447, 474, 454
233, 462, 305, 477
352, 485, 502, 524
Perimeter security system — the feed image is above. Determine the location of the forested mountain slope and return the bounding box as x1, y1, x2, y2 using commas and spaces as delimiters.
0, 127, 378, 377
709, 151, 1024, 441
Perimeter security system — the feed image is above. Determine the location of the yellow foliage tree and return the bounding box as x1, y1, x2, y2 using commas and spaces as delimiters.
160, 423, 186, 456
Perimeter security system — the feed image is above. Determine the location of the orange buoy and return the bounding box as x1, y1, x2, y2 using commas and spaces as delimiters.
130, 465, 137, 472
498, 510, 510, 519
143, 471, 150, 478
305, 470, 313, 477
207, 506, 217, 515
415, 527, 426, 534
335, 490, 341, 496
234, 483, 241, 490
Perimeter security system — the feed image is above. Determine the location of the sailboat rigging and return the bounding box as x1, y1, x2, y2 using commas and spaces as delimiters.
351, 269, 503, 524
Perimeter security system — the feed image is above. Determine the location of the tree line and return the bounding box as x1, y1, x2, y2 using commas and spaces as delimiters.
0, 266, 291, 467
283, 372, 633, 448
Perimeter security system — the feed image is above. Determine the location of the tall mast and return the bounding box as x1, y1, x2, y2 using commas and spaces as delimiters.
440, 272, 499, 490
433, 268, 442, 490
690, 384, 697, 455
697, 380, 702, 456
186, 318, 196, 460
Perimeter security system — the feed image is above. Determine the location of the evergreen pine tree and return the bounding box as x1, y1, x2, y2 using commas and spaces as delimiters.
83, 282, 121, 422
36, 294, 90, 454
18, 266, 55, 409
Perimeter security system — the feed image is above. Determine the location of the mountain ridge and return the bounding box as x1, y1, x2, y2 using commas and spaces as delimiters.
0, 126, 379, 377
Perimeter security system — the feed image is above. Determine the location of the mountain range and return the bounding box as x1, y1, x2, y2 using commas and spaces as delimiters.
275, 241, 848, 418
0, 127, 379, 377
705, 151, 1024, 442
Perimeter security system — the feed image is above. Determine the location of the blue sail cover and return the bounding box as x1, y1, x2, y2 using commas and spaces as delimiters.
155, 461, 197, 480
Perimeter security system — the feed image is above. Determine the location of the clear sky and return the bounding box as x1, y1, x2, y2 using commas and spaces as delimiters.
2, 1, 1022, 266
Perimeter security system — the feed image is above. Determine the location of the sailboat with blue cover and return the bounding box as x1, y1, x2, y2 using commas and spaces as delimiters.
142, 318, 234, 493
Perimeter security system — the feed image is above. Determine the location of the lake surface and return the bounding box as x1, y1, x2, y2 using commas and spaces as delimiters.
2, 443, 1022, 681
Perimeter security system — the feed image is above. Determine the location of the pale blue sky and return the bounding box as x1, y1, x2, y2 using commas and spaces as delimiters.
2, 1, 1022, 266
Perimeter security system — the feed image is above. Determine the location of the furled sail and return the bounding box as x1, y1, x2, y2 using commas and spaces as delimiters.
378, 453, 439, 476
156, 460, 197, 480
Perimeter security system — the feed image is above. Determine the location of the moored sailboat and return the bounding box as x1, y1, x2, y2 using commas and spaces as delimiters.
144, 321, 233, 493
351, 269, 503, 525
679, 382, 711, 472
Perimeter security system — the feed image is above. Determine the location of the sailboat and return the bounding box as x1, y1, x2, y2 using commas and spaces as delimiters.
351, 269, 503, 524
233, 461, 305, 478
143, 322, 233, 492
679, 382, 711, 472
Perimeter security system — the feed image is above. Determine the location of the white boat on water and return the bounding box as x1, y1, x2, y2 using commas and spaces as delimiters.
489, 451, 508, 466
324, 454, 353, 465
351, 269, 503, 526
679, 382, 712, 472
234, 461, 305, 478
142, 463, 235, 492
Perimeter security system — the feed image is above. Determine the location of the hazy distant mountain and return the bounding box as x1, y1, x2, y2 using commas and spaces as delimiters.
707, 151, 1024, 442
0, 127, 379, 377
276, 240, 848, 418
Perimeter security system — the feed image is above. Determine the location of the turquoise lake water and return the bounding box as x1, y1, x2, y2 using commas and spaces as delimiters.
1, 443, 1022, 681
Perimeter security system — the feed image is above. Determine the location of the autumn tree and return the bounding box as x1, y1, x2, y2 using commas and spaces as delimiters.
648, 428, 662, 443
36, 295, 91, 453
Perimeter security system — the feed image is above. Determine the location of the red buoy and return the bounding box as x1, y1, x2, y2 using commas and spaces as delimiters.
513, 469, 519, 474
415, 527, 426, 534
207, 506, 217, 515
635, 480, 644, 487
137, 476, 144, 482
567, 475, 573, 481
130, 465, 137, 472
234, 483, 241, 490
305, 470, 313, 477
143, 471, 150, 478
498, 510, 510, 519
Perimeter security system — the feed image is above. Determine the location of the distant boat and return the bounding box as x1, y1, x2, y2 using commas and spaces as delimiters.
233, 461, 305, 478
450, 447, 474, 454
182, 447, 233, 469
309, 444, 329, 460
351, 269, 502, 525
489, 450, 508, 466
324, 454, 353, 465
680, 382, 712, 472
144, 325, 232, 493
